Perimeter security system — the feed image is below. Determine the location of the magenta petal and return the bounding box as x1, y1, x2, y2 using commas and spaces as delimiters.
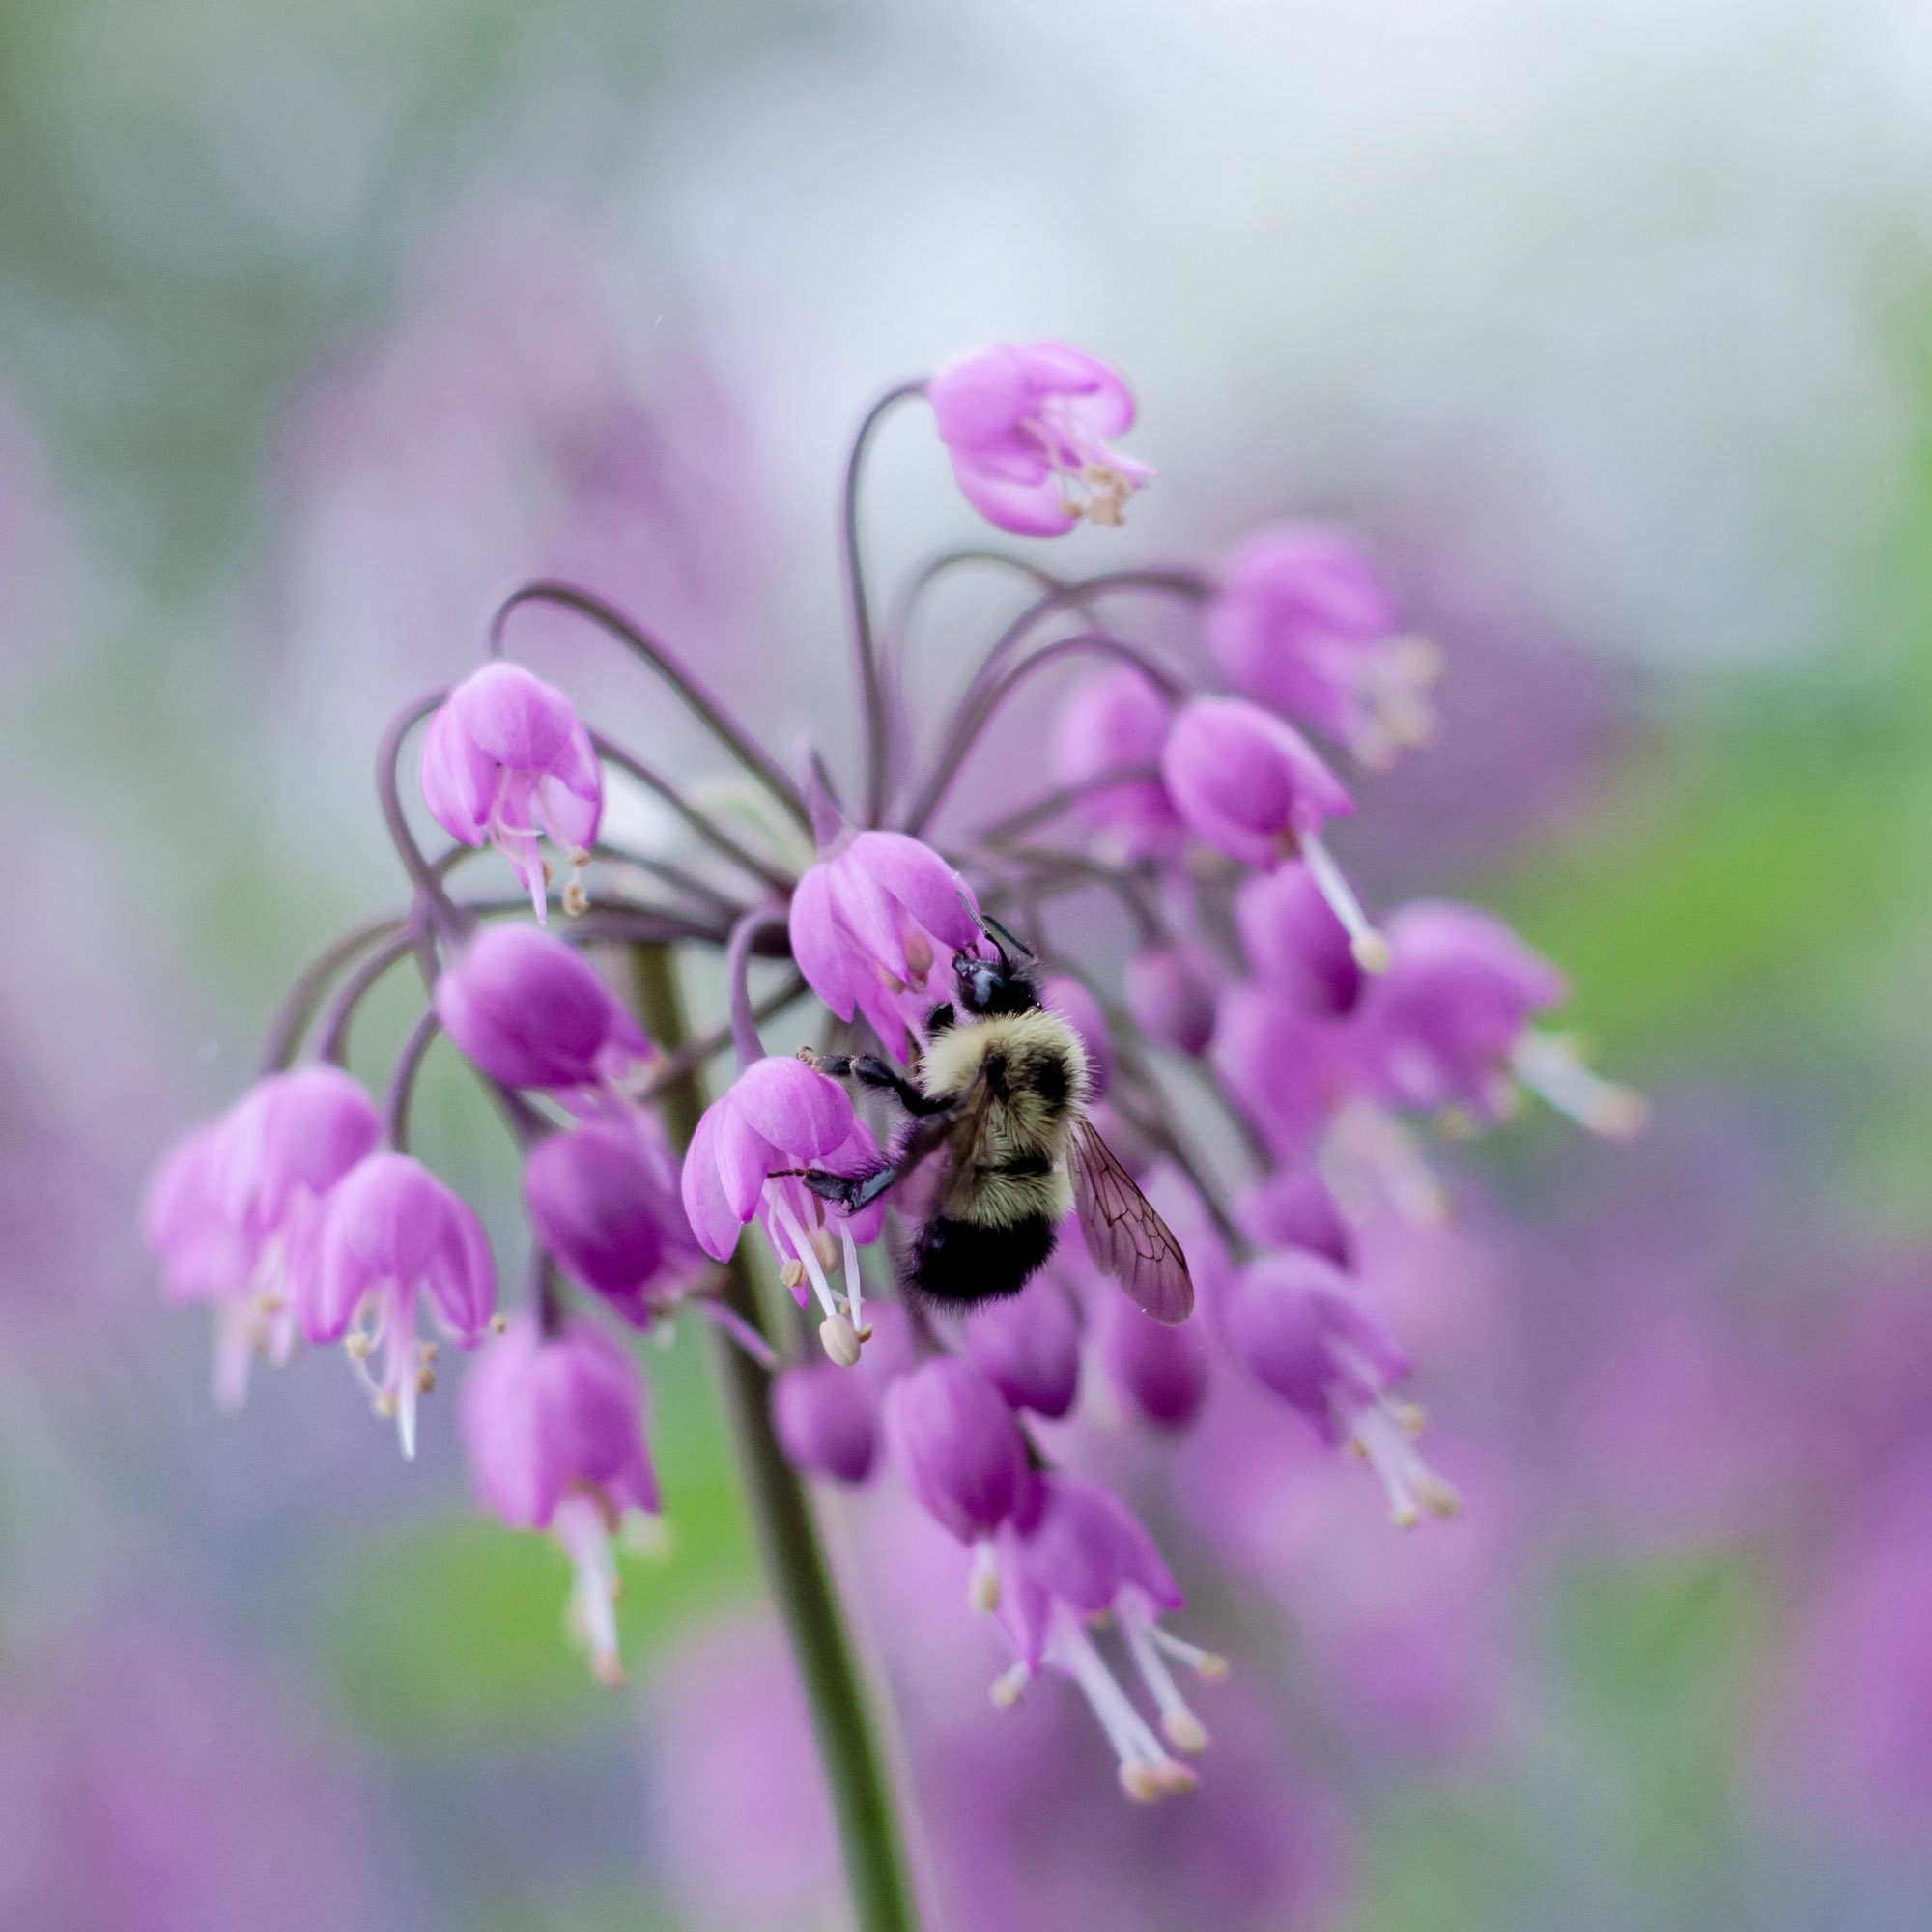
712, 1107, 777, 1223
824, 850, 908, 980
727, 1058, 853, 1162
448, 661, 576, 773
787, 865, 858, 1021
950, 463, 1077, 538
427, 1192, 497, 1342
851, 831, 981, 950
419, 704, 492, 846
681, 1105, 747, 1262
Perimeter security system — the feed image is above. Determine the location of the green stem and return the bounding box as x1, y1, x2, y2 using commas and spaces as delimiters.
629, 943, 922, 1932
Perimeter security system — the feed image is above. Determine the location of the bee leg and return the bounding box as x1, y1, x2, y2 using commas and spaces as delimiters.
807, 1052, 951, 1118
779, 1163, 902, 1213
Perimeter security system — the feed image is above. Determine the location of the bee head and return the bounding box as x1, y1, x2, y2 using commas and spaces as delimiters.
953, 916, 1040, 1016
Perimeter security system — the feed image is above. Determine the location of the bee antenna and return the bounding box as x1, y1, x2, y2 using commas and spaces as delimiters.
978, 913, 1036, 968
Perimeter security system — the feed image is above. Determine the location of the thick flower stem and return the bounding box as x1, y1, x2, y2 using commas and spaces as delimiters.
629, 942, 923, 1932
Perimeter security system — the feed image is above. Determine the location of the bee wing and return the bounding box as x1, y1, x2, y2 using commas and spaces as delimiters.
1069, 1119, 1194, 1324
891, 1072, 997, 1221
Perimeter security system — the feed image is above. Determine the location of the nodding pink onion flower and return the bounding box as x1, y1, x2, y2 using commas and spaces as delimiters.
524, 1115, 703, 1326
789, 830, 982, 1063
1124, 942, 1220, 1058
680, 1056, 883, 1360
142, 1066, 381, 1410
1162, 696, 1387, 973
1354, 900, 1646, 1138
1235, 863, 1364, 1018
420, 660, 603, 921
435, 923, 650, 1094
1234, 1165, 1355, 1271
297, 1151, 497, 1458
1221, 1250, 1459, 1529
928, 341, 1153, 536
1210, 984, 1356, 1164
460, 1315, 659, 1688
1042, 975, 1112, 1100
1207, 525, 1439, 768
991, 1474, 1226, 1804
882, 1358, 1028, 1611
1099, 1296, 1210, 1433
963, 1279, 1083, 1421
770, 1363, 881, 1486
1050, 667, 1185, 863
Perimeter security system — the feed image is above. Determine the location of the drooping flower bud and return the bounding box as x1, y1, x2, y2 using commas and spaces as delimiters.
1207, 525, 1437, 768
1123, 943, 1219, 1058
882, 1358, 1027, 1608
1222, 1250, 1458, 1528
524, 1115, 701, 1325
420, 660, 602, 921
435, 923, 649, 1094
460, 1314, 658, 1687
1051, 667, 1184, 862
1235, 863, 1363, 1017
1162, 696, 1387, 973
1235, 1164, 1355, 1271
963, 1279, 1082, 1420
1099, 1296, 1210, 1433
298, 1151, 497, 1458
1210, 984, 1355, 1163
788, 831, 982, 1062
770, 1363, 881, 1486
928, 341, 1153, 536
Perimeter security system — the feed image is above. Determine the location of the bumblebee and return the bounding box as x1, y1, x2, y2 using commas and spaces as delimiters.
791, 922, 1193, 1323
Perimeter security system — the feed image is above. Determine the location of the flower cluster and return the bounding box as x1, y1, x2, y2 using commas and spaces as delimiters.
145, 339, 1636, 1794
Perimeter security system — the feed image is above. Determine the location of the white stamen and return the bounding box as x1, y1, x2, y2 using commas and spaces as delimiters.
990, 1661, 1031, 1709
1324, 1101, 1450, 1228
839, 1222, 865, 1339
771, 1195, 842, 1323
1123, 1611, 1210, 1754
1150, 1626, 1230, 1680
1298, 828, 1388, 973
556, 1497, 625, 1688
1512, 1031, 1648, 1141
969, 1540, 1001, 1614
1350, 1398, 1462, 1529
1057, 1614, 1190, 1804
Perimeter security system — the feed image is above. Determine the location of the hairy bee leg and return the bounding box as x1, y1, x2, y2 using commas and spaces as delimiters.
770, 1164, 902, 1213
810, 1052, 951, 1118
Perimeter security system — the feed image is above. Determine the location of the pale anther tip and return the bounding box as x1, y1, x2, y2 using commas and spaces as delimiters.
1351, 931, 1391, 974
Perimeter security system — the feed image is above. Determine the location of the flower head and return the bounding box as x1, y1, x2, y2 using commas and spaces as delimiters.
1051, 667, 1184, 862
928, 341, 1152, 536
992, 1474, 1224, 1802
460, 1314, 658, 1686
680, 1056, 882, 1354
1207, 525, 1438, 767
524, 1115, 703, 1325
1222, 1250, 1458, 1528
298, 1151, 497, 1457
789, 831, 982, 1063
420, 660, 602, 920
435, 923, 650, 1094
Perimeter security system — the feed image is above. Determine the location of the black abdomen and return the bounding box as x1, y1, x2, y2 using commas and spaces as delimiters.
907, 1213, 1058, 1308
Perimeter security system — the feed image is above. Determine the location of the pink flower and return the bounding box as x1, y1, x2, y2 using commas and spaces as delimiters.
460, 1314, 658, 1686
771, 1363, 881, 1486
1221, 1250, 1458, 1528
788, 830, 982, 1062
1234, 1165, 1355, 1271
1099, 1295, 1210, 1433
435, 923, 649, 1093
1124, 942, 1220, 1059
680, 1056, 882, 1352
524, 1115, 703, 1325
882, 1358, 1028, 1606
298, 1151, 497, 1458
1050, 667, 1184, 862
142, 1066, 380, 1409
992, 1475, 1225, 1803
928, 341, 1152, 536
419, 660, 602, 920
963, 1279, 1083, 1420
1207, 525, 1438, 767
1209, 986, 1356, 1163
1235, 863, 1364, 1017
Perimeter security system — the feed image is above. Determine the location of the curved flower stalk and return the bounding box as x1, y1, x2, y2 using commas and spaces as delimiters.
145, 338, 1642, 1929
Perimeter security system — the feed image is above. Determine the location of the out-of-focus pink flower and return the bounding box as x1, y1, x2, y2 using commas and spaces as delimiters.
1223, 1250, 1458, 1527
993, 1475, 1223, 1803
964, 1279, 1083, 1420
142, 1066, 381, 1409
883, 1358, 1028, 1604
1124, 943, 1220, 1059
298, 1151, 496, 1458
680, 1056, 881, 1353
1099, 1296, 1210, 1433
1210, 988, 1355, 1163
1050, 668, 1184, 863
420, 661, 602, 920
1043, 974, 1112, 1099
524, 1115, 703, 1325
436, 923, 650, 1094
1207, 525, 1437, 768
928, 342, 1152, 536
461, 1314, 658, 1686
789, 830, 982, 1062
1235, 863, 1363, 1017
771, 1362, 881, 1485
1234, 1165, 1355, 1270
1161, 696, 1353, 866
645, 1618, 840, 1930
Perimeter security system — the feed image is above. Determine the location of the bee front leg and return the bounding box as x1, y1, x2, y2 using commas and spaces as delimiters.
798, 1048, 949, 1118
775, 1163, 903, 1214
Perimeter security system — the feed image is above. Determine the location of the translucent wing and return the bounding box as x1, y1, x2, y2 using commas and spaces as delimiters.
890, 1069, 998, 1223
1069, 1119, 1194, 1324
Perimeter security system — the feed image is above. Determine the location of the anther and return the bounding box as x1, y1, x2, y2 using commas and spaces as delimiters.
562, 879, 589, 916
488, 1312, 509, 1336
819, 1313, 862, 1368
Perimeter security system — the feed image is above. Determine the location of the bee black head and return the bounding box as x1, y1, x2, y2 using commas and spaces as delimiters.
953, 917, 1041, 1016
